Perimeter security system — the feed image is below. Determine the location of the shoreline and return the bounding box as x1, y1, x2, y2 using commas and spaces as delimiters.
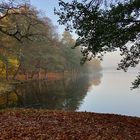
0, 109, 140, 139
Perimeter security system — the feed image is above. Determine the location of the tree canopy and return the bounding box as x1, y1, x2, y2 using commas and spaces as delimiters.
0, 0, 44, 42
55, 0, 140, 88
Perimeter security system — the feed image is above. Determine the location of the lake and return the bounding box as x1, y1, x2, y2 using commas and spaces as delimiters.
0, 70, 139, 117
78, 70, 140, 117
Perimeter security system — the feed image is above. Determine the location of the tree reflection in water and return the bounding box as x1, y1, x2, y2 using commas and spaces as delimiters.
0, 73, 102, 111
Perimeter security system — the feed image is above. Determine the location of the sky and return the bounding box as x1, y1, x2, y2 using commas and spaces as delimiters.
30, 0, 69, 35
29, 0, 133, 70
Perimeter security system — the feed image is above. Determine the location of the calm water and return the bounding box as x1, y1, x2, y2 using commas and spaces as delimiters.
78, 70, 140, 117
0, 70, 139, 117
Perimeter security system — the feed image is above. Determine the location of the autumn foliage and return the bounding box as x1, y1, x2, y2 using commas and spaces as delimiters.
0, 109, 140, 140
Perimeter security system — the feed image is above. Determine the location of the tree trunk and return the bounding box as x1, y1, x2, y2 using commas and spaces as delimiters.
30, 70, 36, 79
13, 63, 21, 80
5, 62, 9, 81
0, 64, 5, 75
25, 71, 28, 80
45, 70, 48, 79
38, 68, 41, 80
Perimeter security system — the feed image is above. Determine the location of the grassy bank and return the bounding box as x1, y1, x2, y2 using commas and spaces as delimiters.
0, 109, 139, 140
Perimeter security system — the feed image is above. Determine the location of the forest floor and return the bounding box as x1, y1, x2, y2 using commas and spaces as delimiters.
0, 109, 140, 140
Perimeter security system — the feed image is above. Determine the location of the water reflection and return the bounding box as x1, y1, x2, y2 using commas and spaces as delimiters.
0, 73, 102, 110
